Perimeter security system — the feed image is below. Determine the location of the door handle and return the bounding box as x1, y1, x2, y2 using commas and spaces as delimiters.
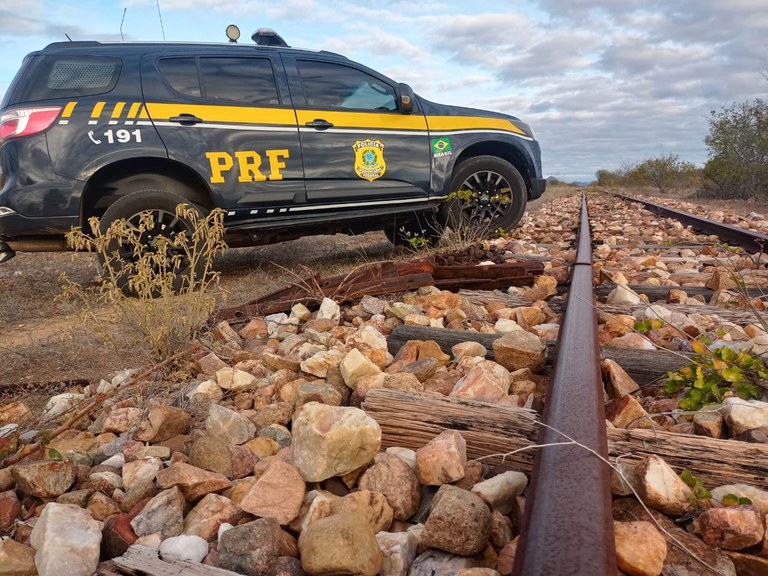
169, 114, 203, 125
305, 119, 333, 130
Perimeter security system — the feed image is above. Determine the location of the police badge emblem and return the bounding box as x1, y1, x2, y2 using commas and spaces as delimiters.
352, 139, 386, 181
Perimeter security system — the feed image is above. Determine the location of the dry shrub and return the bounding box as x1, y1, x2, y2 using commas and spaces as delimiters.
59, 204, 227, 360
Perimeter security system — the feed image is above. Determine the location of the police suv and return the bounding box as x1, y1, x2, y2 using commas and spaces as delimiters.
0, 27, 545, 267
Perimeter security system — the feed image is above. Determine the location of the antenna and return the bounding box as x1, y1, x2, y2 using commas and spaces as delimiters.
120, 8, 127, 41
155, 0, 166, 41
65, 33, 72, 41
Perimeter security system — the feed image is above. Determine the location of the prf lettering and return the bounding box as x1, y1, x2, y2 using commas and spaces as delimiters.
205, 149, 289, 184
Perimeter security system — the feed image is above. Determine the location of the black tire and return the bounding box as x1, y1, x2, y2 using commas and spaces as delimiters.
98, 189, 208, 296
440, 155, 527, 236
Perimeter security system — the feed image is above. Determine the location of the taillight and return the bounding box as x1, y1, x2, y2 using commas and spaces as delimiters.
0, 106, 62, 145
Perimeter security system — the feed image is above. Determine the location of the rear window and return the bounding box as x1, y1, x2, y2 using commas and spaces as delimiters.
11, 55, 121, 102
158, 57, 280, 105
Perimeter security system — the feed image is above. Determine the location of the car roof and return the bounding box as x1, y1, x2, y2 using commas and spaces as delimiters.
38, 40, 347, 61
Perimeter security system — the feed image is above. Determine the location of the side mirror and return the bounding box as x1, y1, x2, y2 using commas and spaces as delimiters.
398, 83, 415, 114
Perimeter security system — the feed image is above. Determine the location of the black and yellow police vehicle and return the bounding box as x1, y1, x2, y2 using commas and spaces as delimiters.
0, 27, 545, 267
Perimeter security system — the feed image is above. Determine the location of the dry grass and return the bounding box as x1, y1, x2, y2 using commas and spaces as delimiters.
0, 231, 396, 390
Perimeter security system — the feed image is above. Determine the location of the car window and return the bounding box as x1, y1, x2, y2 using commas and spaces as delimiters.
296, 60, 397, 111
158, 57, 280, 105
13, 55, 121, 102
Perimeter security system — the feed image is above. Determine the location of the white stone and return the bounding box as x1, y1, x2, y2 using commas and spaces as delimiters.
340, 348, 381, 388
205, 403, 256, 445
159, 534, 209, 563
43, 393, 85, 420
635, 455, 694, 516
721, 397, 768, 436
290, 303, 312, 321
642, 304, 673, 323
712, 484, 768, 515
100, 453, 126, 469
471, 471, 528, 515
317, 298, 341, 322
376, 530, 419, 576
188, 379, 224, 401
215, 367, 257, 392
606, 285, 642, 306
493, 318, 524, 334
218, 523, 234, 540
30, 503, 102, 576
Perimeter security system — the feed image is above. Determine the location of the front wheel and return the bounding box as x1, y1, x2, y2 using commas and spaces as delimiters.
441, 156, 527, 237
98, 189, 208, 296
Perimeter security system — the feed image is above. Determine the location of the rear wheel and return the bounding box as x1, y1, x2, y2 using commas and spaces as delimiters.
441, 155, 527, 236
98, 189, 208, 295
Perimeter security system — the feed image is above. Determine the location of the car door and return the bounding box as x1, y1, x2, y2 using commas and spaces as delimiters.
141, 51, 305, 211
282, 55, 431, 207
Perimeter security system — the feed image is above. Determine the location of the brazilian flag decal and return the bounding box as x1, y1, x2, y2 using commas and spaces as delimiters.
431, 137, 452, 154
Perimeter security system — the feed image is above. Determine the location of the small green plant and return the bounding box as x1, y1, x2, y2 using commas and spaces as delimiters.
720, 493, 753, 507
60, 204, 227, 360
680, 469, 712, 501
634, 318, 665, 333
407, 235, 430, 250
664, 336, 768, 411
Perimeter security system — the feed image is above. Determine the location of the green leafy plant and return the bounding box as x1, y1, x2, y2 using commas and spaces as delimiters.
59, 204, 227, 360
664, 336, 768, 411
680, 469, 712, 501
47, 448, 63, 460
407, 235, 431, 250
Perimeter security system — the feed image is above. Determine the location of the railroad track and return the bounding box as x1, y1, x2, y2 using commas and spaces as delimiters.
374, 190, 767, 575
516, 192, 767, 574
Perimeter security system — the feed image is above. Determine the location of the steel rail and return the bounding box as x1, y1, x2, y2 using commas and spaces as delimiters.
513, 192, 617, 575
620, 194, 768, 254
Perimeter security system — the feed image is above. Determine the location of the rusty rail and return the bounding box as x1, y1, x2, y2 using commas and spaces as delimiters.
620, 194, 768, 254
513, 192, 616, 575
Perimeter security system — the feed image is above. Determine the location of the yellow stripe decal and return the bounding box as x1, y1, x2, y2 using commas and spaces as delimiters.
145, 103, 297, 125
61, 102, 77, 118
90, 102, 105, 119
138, 105, 149, 119
295, 110, 427, 130
126, 102, 142, 119
427, 115, 526, 135
111, 102, 126, 119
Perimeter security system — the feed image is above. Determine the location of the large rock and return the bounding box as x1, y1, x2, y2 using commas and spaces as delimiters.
0, 539, 37, 576
720, 397, 768, 436
291, 402, 381, 482
0, 489, 21, 535
132, 405, 192, 443
122, 456, 163, 492
183, 494, 242, 541
298, 512, 383, 576
635, 455, 694, 516
415, 430, 467, 486
601, 359, 640, 398
492, 331, 546, 373
130, 487, 185, 538
206, 403, 256, 446
330, 490, 393, 533
421, 484, 491, 556
358, 453, 421, 521
11, 460, 75, 498
451, 362, 511, 403
340, 348, 381, 388
614, 520, 667, 576
695, 506, 765, 550
30, 503, 102, 576
217, 517, 297, 576
156, 462, 232, 501
239, 460, 306, 525
613, 498, 736, 576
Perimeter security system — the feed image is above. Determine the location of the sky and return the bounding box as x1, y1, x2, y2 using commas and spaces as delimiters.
1, 1, 767, 183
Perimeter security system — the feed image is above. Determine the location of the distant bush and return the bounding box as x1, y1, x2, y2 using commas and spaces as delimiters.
703, 99, 768, 200
595, 154, 700, 194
